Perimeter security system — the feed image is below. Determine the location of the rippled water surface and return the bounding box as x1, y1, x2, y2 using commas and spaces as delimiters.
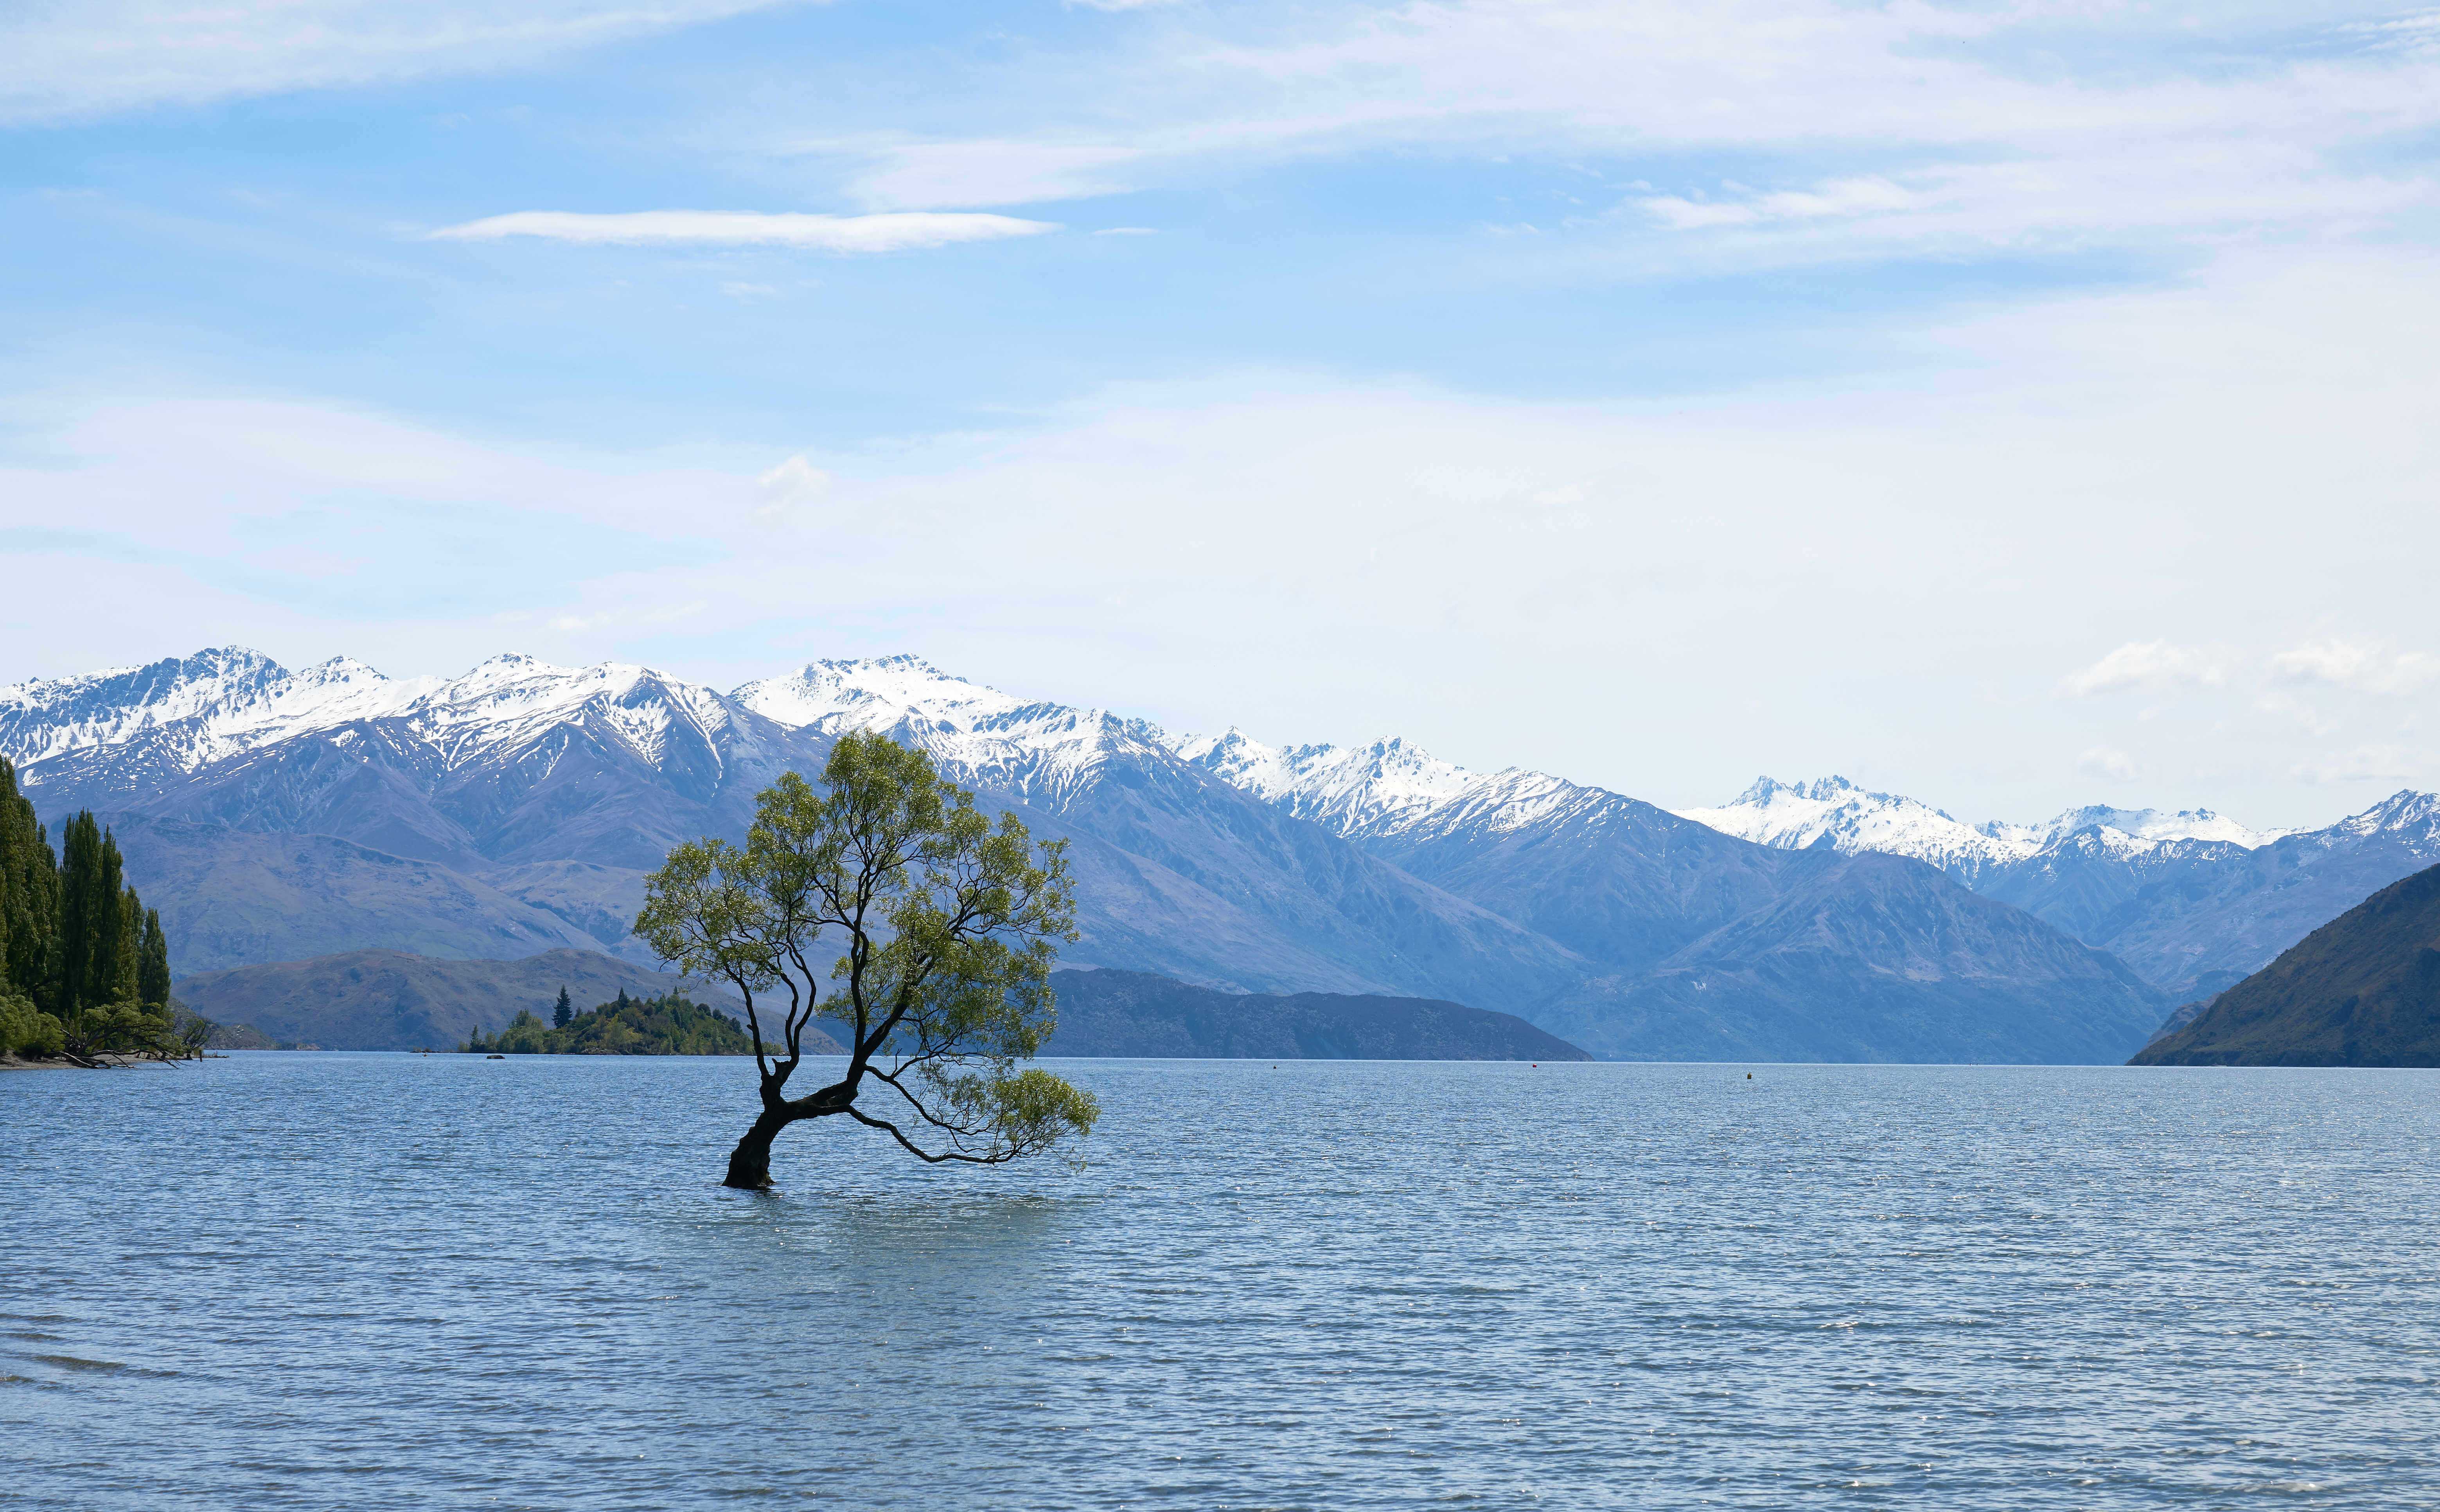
7, 1054, 2439, 1509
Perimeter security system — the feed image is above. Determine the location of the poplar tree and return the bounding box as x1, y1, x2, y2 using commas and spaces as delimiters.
0, 763, 56, 1008
138, 907, 172, 1010
55, 813, 107, 1015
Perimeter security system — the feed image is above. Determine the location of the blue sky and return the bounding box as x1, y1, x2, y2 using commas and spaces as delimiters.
4, 0, 2439, 826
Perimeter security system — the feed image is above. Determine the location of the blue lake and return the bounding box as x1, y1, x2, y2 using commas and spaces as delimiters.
5, 1053, 2438, 1508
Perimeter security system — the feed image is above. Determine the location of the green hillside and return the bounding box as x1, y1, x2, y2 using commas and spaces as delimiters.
2132, 862, 2440, 1067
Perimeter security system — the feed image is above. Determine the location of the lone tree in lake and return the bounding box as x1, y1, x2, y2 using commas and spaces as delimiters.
635, 731, 1098, 1189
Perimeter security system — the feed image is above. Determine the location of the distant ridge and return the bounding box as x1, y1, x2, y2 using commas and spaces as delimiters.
1042, 970, 1590, 1061
2132, 863, 2440, 1067
172, 948, 798, 1054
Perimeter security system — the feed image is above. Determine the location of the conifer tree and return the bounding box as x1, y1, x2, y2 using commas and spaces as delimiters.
113, 885, 144, 1006
138, 908, 172, 1010
0, 760, 57, 1007
55, 812, 107, 1014
553, 986, 573, 1029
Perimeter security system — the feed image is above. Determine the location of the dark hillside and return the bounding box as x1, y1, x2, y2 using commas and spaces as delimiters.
1043, 969, 1589, 1060
2132, 863, 2440, 1067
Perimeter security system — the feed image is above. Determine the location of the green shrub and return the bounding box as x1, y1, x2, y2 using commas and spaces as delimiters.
0, 993, 65, 1057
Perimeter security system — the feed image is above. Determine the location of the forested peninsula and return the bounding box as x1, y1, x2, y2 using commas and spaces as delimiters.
1, 756, 198, 1065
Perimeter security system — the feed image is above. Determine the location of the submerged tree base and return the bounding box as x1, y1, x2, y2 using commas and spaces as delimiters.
724, 1112, 785, 1190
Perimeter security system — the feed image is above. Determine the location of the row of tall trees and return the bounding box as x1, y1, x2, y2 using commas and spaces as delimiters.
0, 756, 188, 1061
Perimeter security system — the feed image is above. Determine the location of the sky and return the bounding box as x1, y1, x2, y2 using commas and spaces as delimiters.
2, 0, 2437, 830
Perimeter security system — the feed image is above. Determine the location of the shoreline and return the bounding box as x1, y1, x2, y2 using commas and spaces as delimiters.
0, 1052, 207, 1072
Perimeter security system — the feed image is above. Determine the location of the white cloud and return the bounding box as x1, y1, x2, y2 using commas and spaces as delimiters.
795, 0, 2440, 266
2268, 639, 2440, 695
429, 210, 1057, 253
1640, 176, 1919, 231
799, 138, 1150, 211
2062, 641, 2226, 698
2078, 747, 2139, 783
754, 454, 832, 524
0, 0, 786, 122
2295, 744, 2425, 785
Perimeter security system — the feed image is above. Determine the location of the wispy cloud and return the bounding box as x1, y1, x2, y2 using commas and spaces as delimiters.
2294, 744, 2425, 785
429, 210, 1058, 252
2078, 746, 2138, 783
1639, 177, 1920, 231
789, 0, 2440, 285
0, 0, 787, 122
2063, 641, 2226, 698
799, 138, 1150, 212
2268, 638, 2440, 695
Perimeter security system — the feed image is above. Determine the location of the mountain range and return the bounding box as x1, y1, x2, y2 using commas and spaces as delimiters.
1677, 775, 2440, 999
7, 646, 2427, 1063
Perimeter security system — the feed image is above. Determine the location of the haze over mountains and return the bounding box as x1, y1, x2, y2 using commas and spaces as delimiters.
7, 647, 2431, 1063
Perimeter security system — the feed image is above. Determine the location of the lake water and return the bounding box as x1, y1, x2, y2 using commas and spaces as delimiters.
5, 1054, 2438, 1509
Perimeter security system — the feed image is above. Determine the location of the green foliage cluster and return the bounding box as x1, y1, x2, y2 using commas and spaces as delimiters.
0, 758, 192, 1061
460, 988, 756, 1056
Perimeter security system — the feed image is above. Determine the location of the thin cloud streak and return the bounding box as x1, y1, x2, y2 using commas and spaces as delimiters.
429, 209, 1059, 252
0, 0, 792, 122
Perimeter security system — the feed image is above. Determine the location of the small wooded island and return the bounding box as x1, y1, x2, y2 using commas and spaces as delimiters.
459, 988, 756, 1056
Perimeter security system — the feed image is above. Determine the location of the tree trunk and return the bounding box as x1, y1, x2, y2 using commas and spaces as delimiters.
723, 1106, 790, 1190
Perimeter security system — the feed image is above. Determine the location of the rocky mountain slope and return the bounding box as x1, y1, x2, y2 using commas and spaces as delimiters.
1535, 852, 2166, 1063
2132, 862, 2440, 1067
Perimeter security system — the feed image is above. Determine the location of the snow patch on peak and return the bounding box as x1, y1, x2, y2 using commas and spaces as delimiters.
2030, 804, 2272, 849
1164, 728, 1481, 837
0, 645, 430, 774
1677, 775, 2040, 878
2323, 789, 2440, 844
735, 657, 1165, 811
1678, 774, 2290, 876
733, 655, 1025, 735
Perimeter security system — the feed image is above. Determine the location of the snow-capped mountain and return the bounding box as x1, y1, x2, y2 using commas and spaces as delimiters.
1675, 776, 2040, 880
1664, 772, 2438, 997
734, 655, 1169, 813
0, 647, 758, 800
2026, 803, 2278, 850
0, 647, 427, 788
1166, 729, 1481, 837
1673, 774, 2276, 880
